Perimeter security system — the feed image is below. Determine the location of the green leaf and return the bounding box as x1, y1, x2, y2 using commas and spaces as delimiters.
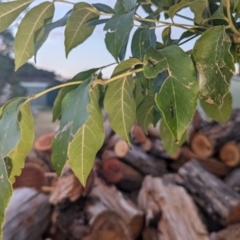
0, 98, 26, 238
160, 118, 187, 157
131, 21, 156, 59
200, 92, 232, 123
123, 0, 137, 11
143, 46, 199, 141
104, 10, 134, 61
137, 96, 154, 133
35, 10, 71, 61
0, 0, 32, 32
68, 86, 104, 186
14, 2, 54, 70
162, 26, 172, 45
149, 72, 167, 95
192, 26, 235, 107
104, 58, 142, 144
178, 29, 198, 44
86, 18, 109, 27
92, 3, 115, 13
65, 2, 99, 57
51, 81, 90, 175
8, 102, 34, 183
114, 0, 126, 13
52, 68, 99, 122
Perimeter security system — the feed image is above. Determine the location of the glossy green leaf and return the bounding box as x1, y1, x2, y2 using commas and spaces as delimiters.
0, 0, 32, 32
192, 26, 235, 107
92, 3, 115, 13
0, 98, 26, 238
143, 46, 198, 141
14, 2, 54, 70
104, 10, 134, 61
86, 18, 109, 27
131, 21, 156, 59
104, 58, 142, 144
200, 92, 232, 123
35, 10, 71, 61
160, 118, 187, 156
52, 68, 99, 122
68, 86, 104, 186
162, 26, 172, 45
51, 81, 90, 175
65, 2, 99, 57
137, 96, 154, 133
8, 102, 34, 183
123, 0, 137, 11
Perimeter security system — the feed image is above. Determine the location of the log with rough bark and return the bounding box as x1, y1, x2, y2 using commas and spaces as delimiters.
138, 175, 209, 240
121, 145, 167, 176
224, 167, 240, 193
210, 223, 240, 240
3, 187, 51, 240
178, 159, 240, 225
89, 177, 144, 239
102, 158, 143, 191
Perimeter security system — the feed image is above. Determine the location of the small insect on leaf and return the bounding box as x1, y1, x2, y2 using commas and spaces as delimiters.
170, 104, 174, 118
147, 58, 157, 68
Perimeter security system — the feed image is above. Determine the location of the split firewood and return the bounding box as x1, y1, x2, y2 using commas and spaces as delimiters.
3, 188, 51, 240
131, 124, 147, 144
83, 211, 132, 240
89, 177, 144, 239
121, 145, 167, 176
102, 158, 143, 191
138, 175, 209, 240
219, 141, 240, 167
210, 223, 240, 240
178, 159, 240, 225
50, 165, 94, 205
225, 167, 240, 193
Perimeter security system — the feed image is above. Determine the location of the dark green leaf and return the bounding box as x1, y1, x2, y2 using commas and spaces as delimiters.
65, 2, 99, 57
200, 92, 232, 123
104, 58, 142, 144
14, 2, 54, 70
162, 26, 172, 45
51, 81, 90, 175
143, 46, 199, 141
178, 29, 198, 44
118, 32, 130, 61
0, 0, 32, 32
114, 0, 126, 13
149, 71, 167, 95
86, 18, 109, 27
35, 10, 72, 61
123, 0, 137, 11
68, 86, 104, 186
104, 10, 134, 61
160, 118, 187, 156
192, 26, 235, 107
92, 3, 115, 13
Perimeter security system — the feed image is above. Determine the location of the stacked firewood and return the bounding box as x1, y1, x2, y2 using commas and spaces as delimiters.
5, 109, 240, 240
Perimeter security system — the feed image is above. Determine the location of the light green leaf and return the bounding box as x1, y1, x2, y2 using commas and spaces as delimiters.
0, 0, 32, 32
143, 46, 199, 141
162, 26, 172, 46
0, 98, 26, 238
68, 86, 104, 186
92, 3, 115, 14
200, 92, 232, 123
137, 96, 154, 133
65, 2, 99, 57
51, 81, 90, 175
192, 26, 235, 107
52, 68, 99, 122
35, 10, 71, 61
8, 102, 34, 183
14, 2, 54, 70
123, 0, 137, 11
160, 118, 187, 157
104, 58, 142, 144
104, 10, 134, 61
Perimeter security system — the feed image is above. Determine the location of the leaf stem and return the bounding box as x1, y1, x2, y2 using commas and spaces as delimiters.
175, 14, 193, 22
92, 68, 144, 87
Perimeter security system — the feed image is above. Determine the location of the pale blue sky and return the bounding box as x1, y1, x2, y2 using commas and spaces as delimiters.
24, 1, 194, 79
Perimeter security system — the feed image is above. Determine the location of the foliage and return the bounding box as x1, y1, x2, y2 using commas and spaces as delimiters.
0, 0, 240, 236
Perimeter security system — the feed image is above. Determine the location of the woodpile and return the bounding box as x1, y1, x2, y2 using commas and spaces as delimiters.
5, 108, 240, 240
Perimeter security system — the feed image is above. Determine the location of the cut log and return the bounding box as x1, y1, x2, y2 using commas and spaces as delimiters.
131, 124, 147, 144
83, 211, 132, 240
102, 158, 143, 191
90, 177, 144, 239
138, 176, 209, 240
106, 134, 121, 149
140, 137, 153, 152
3, 187, 51, 240
225, 167, 240, 193
219, 142, 240, 167
142, 228, 158, 240
121, 145, 167, 176
114, 139, 129, 157
210, 223, 240, 240
178, 159, 240, 225
101, 149, 116, 161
